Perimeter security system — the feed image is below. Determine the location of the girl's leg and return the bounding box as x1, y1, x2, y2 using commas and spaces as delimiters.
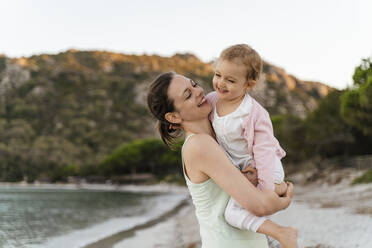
225, 197, 297, 248
224, 197, 267, 231
257, 219, 297, 248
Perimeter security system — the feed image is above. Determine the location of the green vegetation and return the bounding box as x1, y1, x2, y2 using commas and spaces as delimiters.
0, 50, 371, 183
100, 138, 181, 177
273, 57, 372, 165
351, 169, 372, 185
302, 91, 356, 158
341, 58, 372, 135
0, 50, 211, 183
272, 114, 305, 162
0, 56, 6, 72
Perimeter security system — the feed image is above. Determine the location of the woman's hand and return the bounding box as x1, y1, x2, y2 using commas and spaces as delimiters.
274, 182, 288, 196
282, 182, 294, 209
284, 182, 294, 198
241, 166, 258, 187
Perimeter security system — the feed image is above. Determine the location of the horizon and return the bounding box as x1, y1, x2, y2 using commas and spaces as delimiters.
2, 0, 372, 89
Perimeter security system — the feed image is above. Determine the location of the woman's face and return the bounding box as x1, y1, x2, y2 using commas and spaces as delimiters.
167, 74, 212, 124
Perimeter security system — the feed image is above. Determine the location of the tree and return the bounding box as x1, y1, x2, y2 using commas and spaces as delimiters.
304, 91, 355, 158
100, 138, 182, 177
341, 58, 372, 135
271, 114, 305, 162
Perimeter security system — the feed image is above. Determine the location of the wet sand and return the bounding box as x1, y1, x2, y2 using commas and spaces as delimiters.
110, 199, 201, 248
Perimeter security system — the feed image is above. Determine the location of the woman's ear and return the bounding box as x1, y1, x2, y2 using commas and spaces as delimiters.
165, 112, 182, 125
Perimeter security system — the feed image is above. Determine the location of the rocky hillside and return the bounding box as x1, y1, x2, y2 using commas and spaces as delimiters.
254, 62, 332, 118
0, 50, 334, 180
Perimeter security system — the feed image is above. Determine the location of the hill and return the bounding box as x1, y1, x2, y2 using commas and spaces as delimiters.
0, 50, 333, 181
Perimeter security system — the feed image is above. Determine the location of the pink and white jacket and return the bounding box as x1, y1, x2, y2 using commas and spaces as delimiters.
206, 91, 286, 191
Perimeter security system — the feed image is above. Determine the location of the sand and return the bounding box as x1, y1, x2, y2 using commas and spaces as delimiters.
3, 169, 372, 248
108, 169, 372, 248
112, 199, 201, 248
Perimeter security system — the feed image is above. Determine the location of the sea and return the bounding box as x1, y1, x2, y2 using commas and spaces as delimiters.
0, 185, 187, 248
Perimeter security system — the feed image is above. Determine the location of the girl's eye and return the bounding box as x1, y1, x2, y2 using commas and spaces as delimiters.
192, 81, 198, 87
228, 80, 235, 83
215, 73, 220, 77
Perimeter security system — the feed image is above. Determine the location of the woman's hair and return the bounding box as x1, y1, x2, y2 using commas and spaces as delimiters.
147, 72, 182, 148
219, 44, 263, 81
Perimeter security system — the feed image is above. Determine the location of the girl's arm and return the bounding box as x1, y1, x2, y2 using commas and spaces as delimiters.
249, 107, 278, 191
183, 134, 293, 217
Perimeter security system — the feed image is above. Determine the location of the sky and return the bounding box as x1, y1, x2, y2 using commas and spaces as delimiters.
1, 0, 371, 89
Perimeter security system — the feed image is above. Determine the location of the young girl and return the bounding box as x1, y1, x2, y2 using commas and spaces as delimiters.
206, 44, 297, 248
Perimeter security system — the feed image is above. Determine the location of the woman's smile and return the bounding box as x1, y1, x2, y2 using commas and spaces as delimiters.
197, 96, 207, 107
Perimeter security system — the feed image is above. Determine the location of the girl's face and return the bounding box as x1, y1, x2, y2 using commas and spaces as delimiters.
166, 74, 211, 124
212, 59, 250, 102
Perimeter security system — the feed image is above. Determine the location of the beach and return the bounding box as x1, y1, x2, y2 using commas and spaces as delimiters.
103, 168, 372, 248
89, 198, 201, 248
0, 183, 190, 248
2, 168, 372, 248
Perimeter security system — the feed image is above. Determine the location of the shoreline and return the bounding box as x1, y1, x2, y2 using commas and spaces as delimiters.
107, 182, 372, 248
108, 198, 201, 248
0, 181, 188, 194
83, 199, 195, 248
104, 168, 372, 248
0, 182, 192, 248
2, 168, 372, 248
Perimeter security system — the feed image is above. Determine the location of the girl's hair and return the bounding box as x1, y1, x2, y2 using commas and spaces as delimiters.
219, 44, 263, 81
147, 72, 182, 147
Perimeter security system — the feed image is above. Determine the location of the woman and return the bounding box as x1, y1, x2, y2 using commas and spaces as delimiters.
147, 72, 295, 248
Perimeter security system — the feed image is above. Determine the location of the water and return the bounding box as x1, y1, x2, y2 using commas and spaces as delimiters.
0, 186, 186, 248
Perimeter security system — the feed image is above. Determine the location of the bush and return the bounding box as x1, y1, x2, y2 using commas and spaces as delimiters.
0, 161, 23, 182
100, 138, 182, 177
0, 56, 6, 73
303, 91, 355, 158
272, 114, 306, 162
351, 169, 372, 185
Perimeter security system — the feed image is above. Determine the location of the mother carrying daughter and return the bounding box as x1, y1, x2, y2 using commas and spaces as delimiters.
147, 44, 297, 248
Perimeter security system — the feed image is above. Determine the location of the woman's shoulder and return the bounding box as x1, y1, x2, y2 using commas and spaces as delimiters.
183, 134, 218, 159
184, 133, 216, 151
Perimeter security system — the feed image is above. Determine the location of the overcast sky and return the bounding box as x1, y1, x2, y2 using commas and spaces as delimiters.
1, 0, 371, 89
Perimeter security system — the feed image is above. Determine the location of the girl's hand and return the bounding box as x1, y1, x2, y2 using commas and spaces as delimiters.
242, 166, 258, 187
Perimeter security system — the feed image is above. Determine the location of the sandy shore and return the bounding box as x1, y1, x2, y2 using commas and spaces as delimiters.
96, 184, 372, 248
102, 169, 372, 248
101, 199, 201, 248
2, 169, 372, 248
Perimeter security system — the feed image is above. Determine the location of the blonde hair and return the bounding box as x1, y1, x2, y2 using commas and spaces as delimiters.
219, 44, 262, 81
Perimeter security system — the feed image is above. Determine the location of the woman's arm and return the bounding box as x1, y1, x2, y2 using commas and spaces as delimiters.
242, 167, 288, 196
183, 134, 293, 217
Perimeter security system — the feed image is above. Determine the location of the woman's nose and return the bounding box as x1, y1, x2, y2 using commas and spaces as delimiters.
195, 86, 204, 97
198, 87, 203, 95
